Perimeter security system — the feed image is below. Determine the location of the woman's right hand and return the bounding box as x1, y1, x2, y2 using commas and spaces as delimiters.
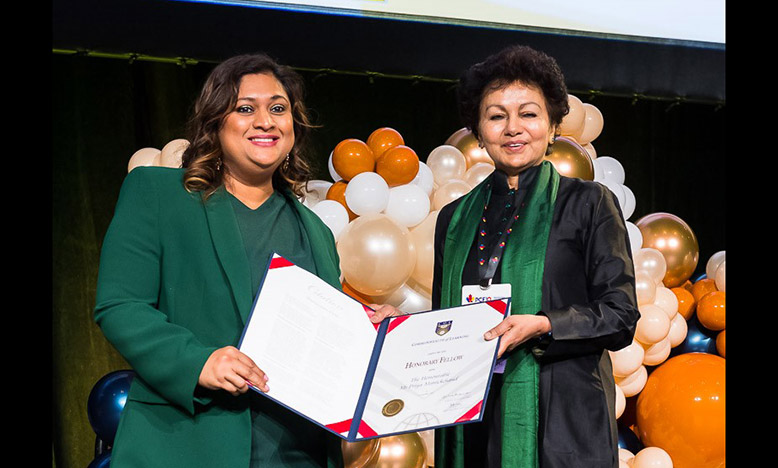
198, 346, 269, 395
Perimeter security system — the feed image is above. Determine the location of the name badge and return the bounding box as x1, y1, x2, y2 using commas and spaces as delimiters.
462, 283, 511, 373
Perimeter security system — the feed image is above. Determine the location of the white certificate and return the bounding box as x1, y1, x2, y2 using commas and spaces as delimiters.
238, 253, 509, 441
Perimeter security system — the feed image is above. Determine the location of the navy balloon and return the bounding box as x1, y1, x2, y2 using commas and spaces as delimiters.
87, 451, 111, 468
87, 370, 135, 445
670, 314, 718, 357
617, 423, 643, 453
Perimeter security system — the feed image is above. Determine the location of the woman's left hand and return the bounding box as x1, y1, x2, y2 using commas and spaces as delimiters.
484, 314, 552, 357
368, 303, 402, 323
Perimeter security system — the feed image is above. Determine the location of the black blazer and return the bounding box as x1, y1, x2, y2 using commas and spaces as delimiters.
433, 166, 639, 468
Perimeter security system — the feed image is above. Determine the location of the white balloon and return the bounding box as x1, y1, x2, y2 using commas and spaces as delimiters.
642, 337, 671, 366
311, 200, 349, 240
384, 183, 431, 228
714, 260, 726, 292
344, 172, 389, 216
600, 179, 626, 213
706, 250, 726, 279
626, 222, 643, 254
327, 151, 343, 182
301, 179, 333, 208
633, 447, 673, 468
411, 161, 435, 196
595, 156, 625, 184
621, 185, 636, 220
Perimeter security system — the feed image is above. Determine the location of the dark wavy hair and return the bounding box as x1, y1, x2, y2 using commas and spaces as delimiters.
181, 53, 316, 199
457, 45, 569, 141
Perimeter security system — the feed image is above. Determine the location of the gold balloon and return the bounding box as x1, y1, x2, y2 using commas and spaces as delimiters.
373, 433, 427, 468
635, 213, 699, 288
342, 439, 381, 468
543, 136, 594, 180
445, 127, 494, 169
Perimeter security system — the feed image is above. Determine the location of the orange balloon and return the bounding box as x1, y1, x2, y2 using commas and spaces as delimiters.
367, 127, 404, 159
716, 330, 725, 357
326, 181, 358, 220
696, 291, 725, 331
691, 278, 718, 303
446, 128, 494, 169
332, 139, 375, 181
636, 353, 725, 468
671, 287, 696, 320
680, 280, 694, 293
376, 145, 420, 186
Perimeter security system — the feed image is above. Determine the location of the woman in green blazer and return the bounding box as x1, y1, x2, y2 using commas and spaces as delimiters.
95, 54, 395, 467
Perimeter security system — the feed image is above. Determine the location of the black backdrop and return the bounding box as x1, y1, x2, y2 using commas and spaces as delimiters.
52, 2, 725, 467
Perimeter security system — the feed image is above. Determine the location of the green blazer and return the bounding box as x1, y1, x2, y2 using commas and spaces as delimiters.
94, 167, 343, 467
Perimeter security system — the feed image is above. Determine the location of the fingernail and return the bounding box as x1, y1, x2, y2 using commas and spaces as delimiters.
484, 332, 492, 339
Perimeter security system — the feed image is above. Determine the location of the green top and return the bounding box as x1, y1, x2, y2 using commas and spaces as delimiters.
229, 191, 333, 467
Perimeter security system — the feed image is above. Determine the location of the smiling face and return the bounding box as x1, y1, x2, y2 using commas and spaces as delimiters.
218, 72, 295, 187
477, 80, 556, 179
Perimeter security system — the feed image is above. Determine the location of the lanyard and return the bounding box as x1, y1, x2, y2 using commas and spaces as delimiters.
477, 181, 522, 289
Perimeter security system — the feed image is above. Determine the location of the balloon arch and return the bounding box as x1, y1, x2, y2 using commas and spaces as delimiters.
107, 96, 725, 468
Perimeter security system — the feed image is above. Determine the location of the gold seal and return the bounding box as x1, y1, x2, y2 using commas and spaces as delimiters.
382, 399, 404, 417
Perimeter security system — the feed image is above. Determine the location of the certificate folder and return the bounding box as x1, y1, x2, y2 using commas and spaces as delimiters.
238, 253, 510, 441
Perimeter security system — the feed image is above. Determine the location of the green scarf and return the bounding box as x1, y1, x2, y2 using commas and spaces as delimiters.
435, 161, 559, 468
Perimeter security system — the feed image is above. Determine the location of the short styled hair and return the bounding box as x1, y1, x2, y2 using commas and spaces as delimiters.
457, 45, 570, 140
181, 53, 315, 198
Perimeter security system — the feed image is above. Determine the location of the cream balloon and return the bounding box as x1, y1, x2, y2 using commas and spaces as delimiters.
386, 283, 431, 314
409, 210, 439, 291
714, 260, 726, 292
634, 271, 657, 306
384, 183, 431, 228
432, 179, 471, 211
616, 365, 647, 397
653, 286, 678, 319
619, 449, 635, 464
159, 138, 189, 168
559, 94, 586, 139
344, 172, 390, 216
642, 337, 671, 366
418, 430, 435, 468
463, 162, 495, 187
615, 383, 626, 419
610, 340, 645, 378
634, 248, 668, 285
578, 103, 604, 145
583, 142, 597, 160
426, 145, 467, 186
632, 447, 673, 468
667, 313, 688, 348
626, 222, 643, 254
411, 161, 435, 196
312, 200, 349, 241
128, 147, 161, 172
337, 214, 417, 296
706, 250, 726, 279
635, 304, 671, 345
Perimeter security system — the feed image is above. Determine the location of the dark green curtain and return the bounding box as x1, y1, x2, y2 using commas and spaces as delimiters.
51, 52, 724, 468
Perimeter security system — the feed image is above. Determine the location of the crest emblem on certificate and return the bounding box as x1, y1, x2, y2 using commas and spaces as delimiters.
435, 320, 452, 336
